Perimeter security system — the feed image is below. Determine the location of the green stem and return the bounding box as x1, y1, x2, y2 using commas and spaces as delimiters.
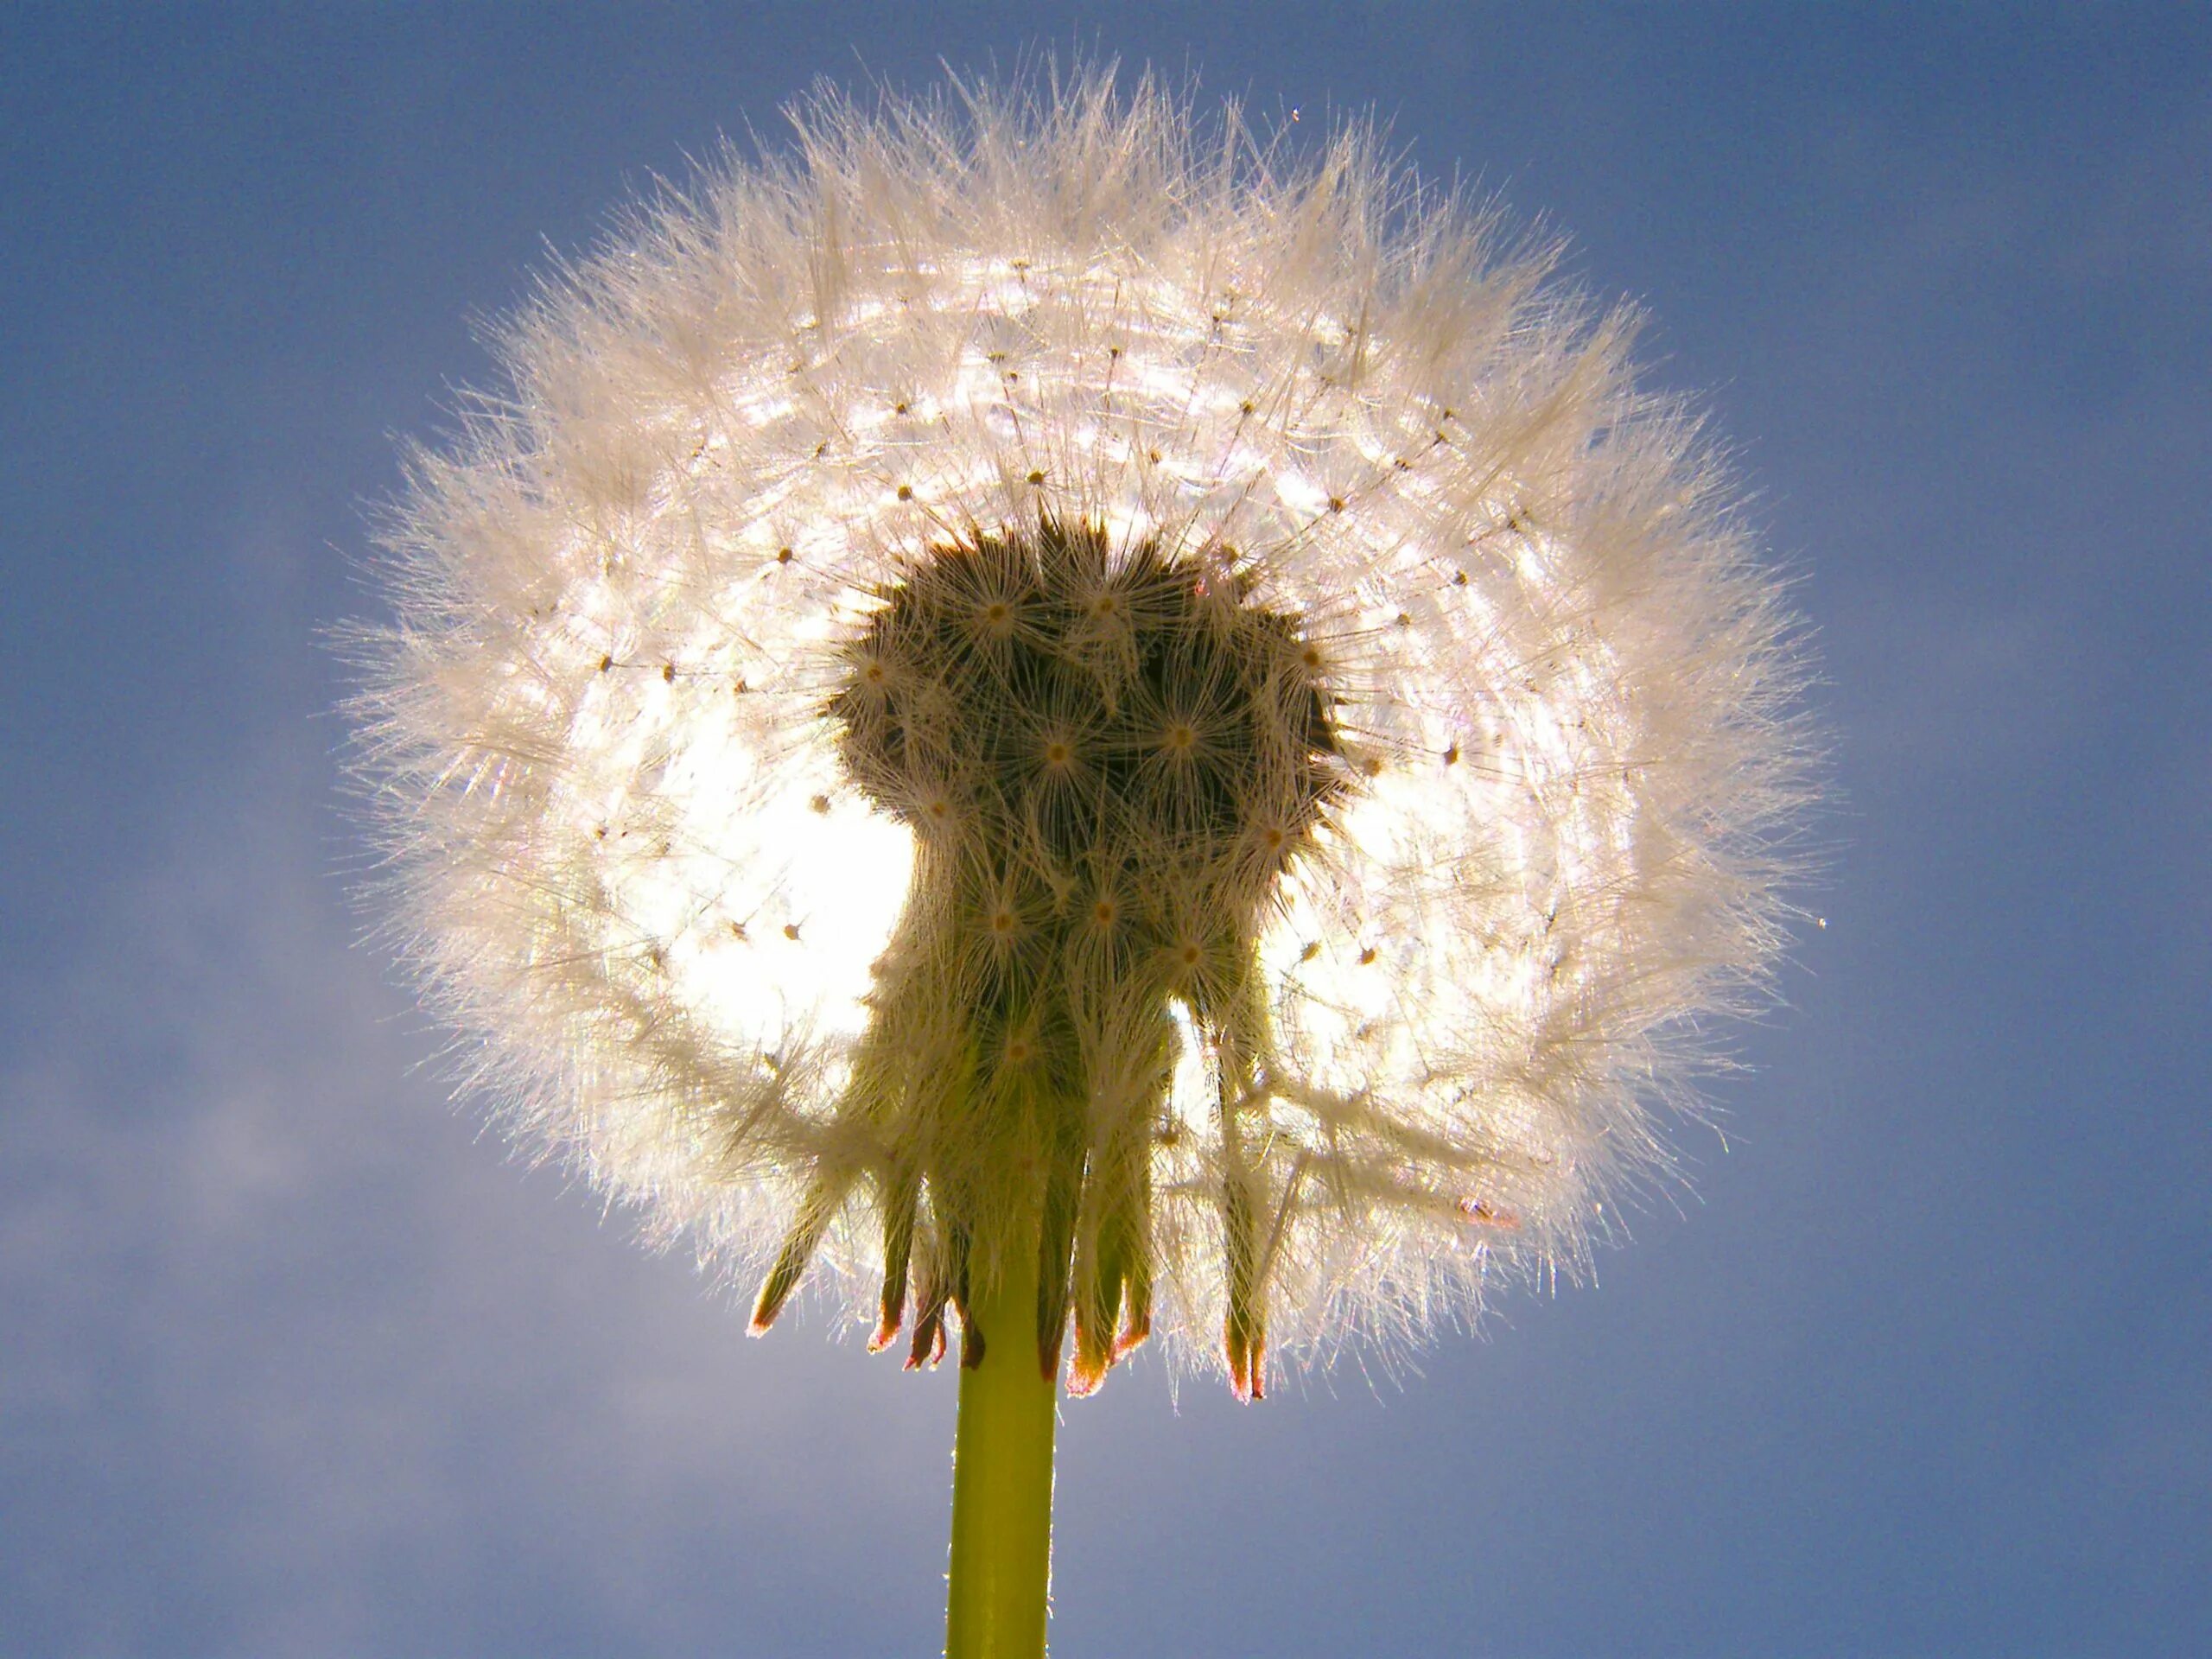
944, 1224, 1058, 1659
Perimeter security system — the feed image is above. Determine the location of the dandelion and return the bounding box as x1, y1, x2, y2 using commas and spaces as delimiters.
350, 67, 1813, 1657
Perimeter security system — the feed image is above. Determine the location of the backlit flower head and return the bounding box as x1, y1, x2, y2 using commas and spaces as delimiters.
351, 70, 1813, 1400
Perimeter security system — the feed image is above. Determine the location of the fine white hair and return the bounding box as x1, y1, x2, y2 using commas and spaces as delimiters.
347, 67, 1815, 1395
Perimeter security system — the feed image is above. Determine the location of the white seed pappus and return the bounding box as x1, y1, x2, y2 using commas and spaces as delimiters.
348, 71, 1815, 1397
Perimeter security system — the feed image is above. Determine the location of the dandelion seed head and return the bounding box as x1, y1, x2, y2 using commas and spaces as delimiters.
349, 68, 1815, 1397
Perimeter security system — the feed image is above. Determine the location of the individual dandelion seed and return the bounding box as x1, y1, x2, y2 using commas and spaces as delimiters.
346, 66, 1815, 1658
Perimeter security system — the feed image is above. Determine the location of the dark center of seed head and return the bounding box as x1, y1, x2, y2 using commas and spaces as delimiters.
830, 519, 1344, 966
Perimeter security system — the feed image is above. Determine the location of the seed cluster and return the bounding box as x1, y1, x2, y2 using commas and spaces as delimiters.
836, 519, 1343, 986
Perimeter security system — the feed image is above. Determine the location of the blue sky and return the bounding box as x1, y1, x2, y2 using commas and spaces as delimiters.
3, 6, 2206, 1654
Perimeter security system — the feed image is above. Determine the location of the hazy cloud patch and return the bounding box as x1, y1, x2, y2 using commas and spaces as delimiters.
0, 753, 950, 1654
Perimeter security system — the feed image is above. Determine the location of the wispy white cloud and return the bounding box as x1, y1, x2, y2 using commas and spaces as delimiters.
0, 746, 954, 1654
